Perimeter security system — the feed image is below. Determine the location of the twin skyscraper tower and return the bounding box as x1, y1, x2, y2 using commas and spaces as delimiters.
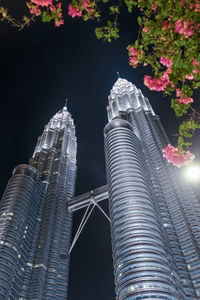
0, 78, 200, 299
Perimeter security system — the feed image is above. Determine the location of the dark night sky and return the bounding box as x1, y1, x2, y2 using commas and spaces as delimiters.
0, 1, 200, 299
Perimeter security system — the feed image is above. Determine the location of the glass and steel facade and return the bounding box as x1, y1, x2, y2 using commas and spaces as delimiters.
104, 78, 200, 300
0, 105, 77, 299
0, 79, 200, 300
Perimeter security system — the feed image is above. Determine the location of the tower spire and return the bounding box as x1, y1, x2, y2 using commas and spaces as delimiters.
117, 71, 120, 79
65, 98, 68, 108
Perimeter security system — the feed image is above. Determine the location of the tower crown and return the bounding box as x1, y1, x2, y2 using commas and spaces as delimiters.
107, 77, 155, 121
33, 104, 76, 156
45, 105, 74, 131
111, 78, 135, 94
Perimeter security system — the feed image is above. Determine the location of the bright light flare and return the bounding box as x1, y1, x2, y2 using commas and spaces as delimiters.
182, 164, 200, 182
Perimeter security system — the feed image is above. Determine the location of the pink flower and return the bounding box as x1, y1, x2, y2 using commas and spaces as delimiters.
166, 67, 172, 75
163, 144, 195, 167
151, 3, 157, 10
55, 9, 64, 27
129, 56, 139, 67
162, 20, 170, 31
193, 68, 198, 74
129, 47, 138, 56
192, 58, 199, 66
31, 0, 52, 6
128, 47, 142, 68
28, 3, 41, 15
160, 56, 172, 68
181, 0, 186, 6
82, 0, 89, 10
176, 88, 193, 105
184, 28, 194, 38
144, 75, 155, 90
30, 6, 38, 14
50, 3, 55, 10
190, 0, 200, 11
178, 97, 193, 105
55, 19, 64, 27
68, 4, 82, 18
176, 88, 182, 97
175, 19, 183, 34
175, 19, 194, 39
144, 71, 173, 92
30, 8, 35, 14
192, 59, 199, 75
143, 27, 148, 32
185, 74, 194, 80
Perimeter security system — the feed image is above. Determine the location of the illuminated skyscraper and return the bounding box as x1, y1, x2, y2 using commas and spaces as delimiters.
0, 79, 200, 300
0, 105, 77, 299
104, 78, 200, 299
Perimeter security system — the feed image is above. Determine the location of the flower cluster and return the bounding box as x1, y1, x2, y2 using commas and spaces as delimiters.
68, 0, 92, 18
27, 0, 63, 26
126, 1, 200, 160
175, 19, 194, 39
31, 0, 52, 7
128, 47, 141, 68
163, 144, 195, 167
52, 3, 63, 27
183, 58, 200, 80
144, 56, 173, 91
176, 88, 193, 105
28, 4, 41, 15
160, 56, 172, 69
144, 73, 170, 91
190, 0, 200, 12
68, 4, 82, 18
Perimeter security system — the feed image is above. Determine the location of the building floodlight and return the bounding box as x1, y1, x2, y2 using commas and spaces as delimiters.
183, 164, 200, 182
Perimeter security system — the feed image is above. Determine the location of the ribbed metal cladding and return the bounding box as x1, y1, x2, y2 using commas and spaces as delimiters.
127, 109, 200, 299
27, 107, 77, 300
104, 118, 178, 300
0, 105, 77, 299
0, 165, 43, 299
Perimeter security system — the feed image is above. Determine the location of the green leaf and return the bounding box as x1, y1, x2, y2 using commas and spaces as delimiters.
95, 27, 103, 39
137, 16, 142, 26
192, 81, 200, 89
171, 98, 190, 117
124, 0, 136, 13
42, 11, 52, 23
109, 6, 119, 13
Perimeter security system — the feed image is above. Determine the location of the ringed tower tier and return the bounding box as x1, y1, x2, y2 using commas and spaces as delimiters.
0, 104, 77, 299
104, 78, 200, 300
